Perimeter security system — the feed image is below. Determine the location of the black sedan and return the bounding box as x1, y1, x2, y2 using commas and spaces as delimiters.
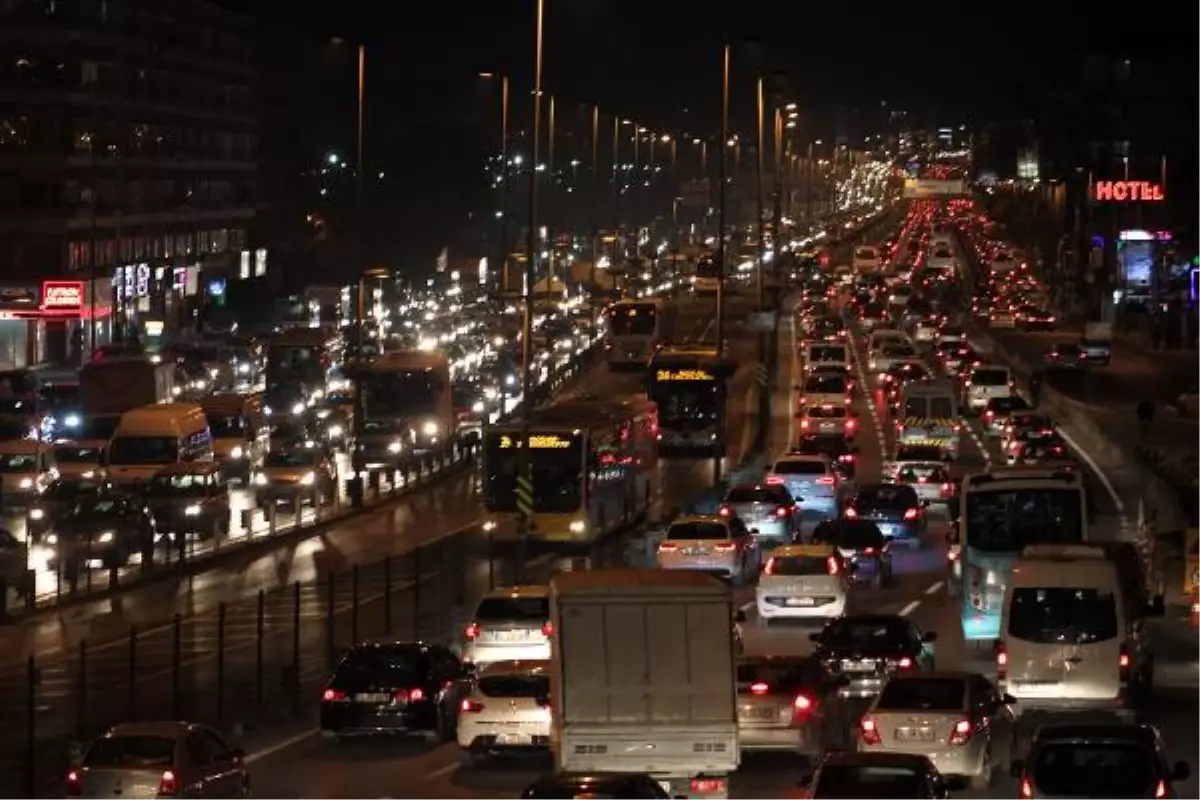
319, 641, 470, 742
809, 519, 893, 588
46, 493, 157, 573
809, 613, 937, 699
792, 435, 859, 480
736, 655, 852, 755
26, 476, 115, 543
1042, 341, 1090, 369
801, 751, 964, 798
843, 483, 927, 547
522, 772, 670, 799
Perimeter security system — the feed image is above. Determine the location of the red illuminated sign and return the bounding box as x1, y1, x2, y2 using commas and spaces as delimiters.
40, 280, 84, 314
1093, 180, 1165, 202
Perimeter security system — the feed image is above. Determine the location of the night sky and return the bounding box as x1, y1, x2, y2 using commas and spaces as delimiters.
221, 0, 1197, 269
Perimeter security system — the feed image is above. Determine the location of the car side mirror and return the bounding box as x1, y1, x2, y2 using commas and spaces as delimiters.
1171, 761, 1191, 781
920, 498, 931, 507
922, 631, 938, 643
749, 528, 760, 536
460, 662, 477, 678
734, 610, 747, 624
846, 561, 858, 573
1009, 759, 1025, 779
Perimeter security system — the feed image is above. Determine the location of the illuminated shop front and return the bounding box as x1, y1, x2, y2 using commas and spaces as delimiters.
0, 280, 113, 370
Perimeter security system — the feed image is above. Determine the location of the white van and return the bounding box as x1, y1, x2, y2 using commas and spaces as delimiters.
106, 403, 213, 487
998, 544, 1160, 716
964, 364, 1013, 411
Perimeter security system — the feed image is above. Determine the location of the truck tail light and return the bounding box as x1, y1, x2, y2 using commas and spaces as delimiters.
690, 778, 727, 795
859, 715, 882, 745
1119, 645, 1131, 682
996, 644, 1008, 680
158, 770, 179, 797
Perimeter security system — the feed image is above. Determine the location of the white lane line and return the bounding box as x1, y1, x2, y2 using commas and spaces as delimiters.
422, 762, 459, 783
924, 581, 944, 596
844, 312, 887, 460
899, 599, 921, 617
246, 728, 317, 763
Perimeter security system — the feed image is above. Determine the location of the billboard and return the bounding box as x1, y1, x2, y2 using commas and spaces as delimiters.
902, 178, 967, 198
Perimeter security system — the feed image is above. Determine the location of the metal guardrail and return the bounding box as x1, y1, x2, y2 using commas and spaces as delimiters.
0, 345, 599, 620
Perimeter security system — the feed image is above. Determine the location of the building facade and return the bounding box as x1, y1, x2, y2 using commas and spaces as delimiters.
0, 0, 257, 367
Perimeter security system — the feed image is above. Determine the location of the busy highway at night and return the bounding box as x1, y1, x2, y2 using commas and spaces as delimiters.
0, 192, 1194, 800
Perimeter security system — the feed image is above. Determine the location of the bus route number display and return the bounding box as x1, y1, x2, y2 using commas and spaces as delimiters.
498, 434, 573, 449
656, 368, 713, 382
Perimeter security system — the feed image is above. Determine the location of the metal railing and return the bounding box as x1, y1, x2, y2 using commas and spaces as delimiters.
0, 345, 598, 619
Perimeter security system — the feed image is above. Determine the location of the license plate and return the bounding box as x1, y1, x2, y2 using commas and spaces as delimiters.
818, 423, 837, 432
489, 630, 527, 641
685, 548, 711, 556
495, 732, 530, 745
844, 660, 876, 672
786, 597, 816, 606
742, 707, 777, 720
355, 693, 392, 703
896, 728, 936, 742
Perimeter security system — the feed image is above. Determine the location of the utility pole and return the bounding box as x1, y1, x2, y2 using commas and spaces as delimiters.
495, 74, 511, 294
755, 77, 766, 318
589, 105, 599, 290
611, 116, 620, 269
349, 43, 367, 508
515, 0, 545, 579
713, 43, 730, 485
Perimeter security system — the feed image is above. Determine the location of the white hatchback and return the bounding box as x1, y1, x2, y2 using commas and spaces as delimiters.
756, 545, 850, 624
656, 515, 755, 581
457, 660, 552, 765
461, 587, 553, 667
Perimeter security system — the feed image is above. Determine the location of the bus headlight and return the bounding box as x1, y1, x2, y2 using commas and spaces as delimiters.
64, 414, 80, 428
300, 472, 315, 486
327, 425, 343, 439
18, 478, 32, 489
569, 521, 586, 533
387, 441, 402, 454
184, 504, 202, 516
422, 421, 439, 437
229, 446, 244, 459
29, 508, 44, 520
291, 402, 306, 416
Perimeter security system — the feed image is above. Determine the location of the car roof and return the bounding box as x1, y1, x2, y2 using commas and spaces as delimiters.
476, 659, 551, 679
104, 721, 200, 740
481, 585, 550, 600
771, 544, 835, 558
1032, 723, 1160, 746
819, 751, 933, 769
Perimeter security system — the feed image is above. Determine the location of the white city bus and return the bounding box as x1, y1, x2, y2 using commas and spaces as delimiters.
604, 298, 665, 370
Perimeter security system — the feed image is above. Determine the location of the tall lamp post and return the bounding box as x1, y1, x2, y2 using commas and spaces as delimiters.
515, 0, 545, 578
480, 72, 510, 294
589, 105, 600, 291
349, 43, 367, 508
713, 43, 730, 484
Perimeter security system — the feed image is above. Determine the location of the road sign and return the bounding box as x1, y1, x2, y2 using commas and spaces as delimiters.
516, 474, 534, 519
755, 364, 769, 388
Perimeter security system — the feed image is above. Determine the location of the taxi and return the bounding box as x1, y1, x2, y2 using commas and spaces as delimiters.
755, 544, 852, 626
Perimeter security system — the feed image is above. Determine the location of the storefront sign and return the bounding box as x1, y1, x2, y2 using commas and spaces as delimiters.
41, 280, 84, 313
1093, 180, 1165, 202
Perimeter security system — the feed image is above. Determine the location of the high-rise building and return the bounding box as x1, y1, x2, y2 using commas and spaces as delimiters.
0, 0, 256, 367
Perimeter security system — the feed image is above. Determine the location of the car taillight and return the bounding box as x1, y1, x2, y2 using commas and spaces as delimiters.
713, 541, 737, 552
657, 541, 678, 551
765, 475, 784, 485
322, 688, 347, 703
763, 557, 777, 575
1155, 779, 1167, 799
66, 770, 81, 796
844, 507, 858, 519
396, 687, 424, 702
1119, 645, 1131, 681
1019, 778, 1033, 798
941, 482, 953, 496
542, 621, 554, 637
895, 656, 913, 669
996, 644, 1008, 680
792, 693, 815, 719
749, 681, 770, 696
816, 476, 835, 485
985, 409, 994, 419
948, 718, 972, 746
827, 556, 840, 575
800, 418, 811, 430
690, 778, 726, 795
460, 698, 485, 713
862, 546, 876, 556
158, 770, 179, 797
464, 623, 480, 640
718, 505, 731, 518
903, 507, 919, 521
844, 418, 857, 430
859, 715, 882, 745
775, 506, 790, 518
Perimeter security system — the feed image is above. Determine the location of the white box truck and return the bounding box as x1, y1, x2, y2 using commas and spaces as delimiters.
549, 569, 740, 799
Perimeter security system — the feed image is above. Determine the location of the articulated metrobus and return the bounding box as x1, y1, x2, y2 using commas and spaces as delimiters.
646, 345, 735, 456
604, 297, 665, 370
482, 396, 658, 545
954, 468, 1089, 643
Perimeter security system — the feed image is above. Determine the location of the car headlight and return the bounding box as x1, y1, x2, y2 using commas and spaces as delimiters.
45, 533, 57, 545
18, 478, 32, 489
230, 446, 244, 459
209, 367, 220, 379
238, 362, 251, 374
64, 414, 81, 428
387, 441, 402, 454
569, 520, 586, 533
184, 504, 202, 516
422, 420, 439, 437
300, 472, 315, 486
471, 401, 485, 414
29, 508, 44, 520
97, 531, 114, 544
253, 472, 268, 486
263, 405, 273, 416
327, 425, 343, 438
291, 402, 306, 416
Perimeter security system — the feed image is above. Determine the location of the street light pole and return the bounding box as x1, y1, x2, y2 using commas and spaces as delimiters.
590, 105, 600, 290
546, 94, 556, 297
516, 0, 545, 579
772, 107, 783, 266
713, 43, 730, 485
350, 42, 367, 508
755, 77, 765, 318
611, 116, 619, 266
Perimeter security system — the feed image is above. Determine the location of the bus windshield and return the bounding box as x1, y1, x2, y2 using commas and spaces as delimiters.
484, 433, 582, 514
650, 381, 722, 430
362, 370, 442, 418
608, 306, 657, 337
964, 487, 1084, 552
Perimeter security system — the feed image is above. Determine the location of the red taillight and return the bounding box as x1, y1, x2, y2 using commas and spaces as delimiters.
947, 549, 959, 562
542, 621, 554, 637
1020, 778, 1033, 799
948, 718, 972, 746
941, 482, 953, 496
844, 418, 857, 430
863, 546, 876, 556
775, 506, 790, 518
917, 475, 929, 484
792, 693, 814, 716
903, 507, 919, 521
718, 505, 731, 518
816, 476, 835, 485
800, 418, 811, 430
403, 687, 425, 702
749, 681, 770, 696
464, 623, 480, 640
158, 770, 179, 797
1155, 779, 1167, 799
860, 715, 882, 745
827, 556, 840, 575
690, 778, 726, 795
896, 656, 913, 669
1119, 645, 1131, 681
844, 506, 858, 519
322, 688, 347, 703
765, 475, 784, 485
460, 698, 485, 713
658, 541, 678, 551
66, 770, 81, 796
996, 645, 1008, 680
713, 541, 737, 552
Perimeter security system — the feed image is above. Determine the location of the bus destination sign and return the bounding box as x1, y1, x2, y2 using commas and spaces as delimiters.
498, 434, 574, 449
656, 368, 714, 382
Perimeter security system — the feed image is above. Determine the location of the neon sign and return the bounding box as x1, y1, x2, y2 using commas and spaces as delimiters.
656, 368, 714, 382
1093, 180, 1165, 202
41, 280, 84, 313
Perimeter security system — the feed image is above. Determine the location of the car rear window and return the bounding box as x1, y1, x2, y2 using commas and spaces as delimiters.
811, 520, 884, 549
666, 521, 729, 540
876, 678, 965, 711
855, 485, 918, 509
1032, 743, 1155, 797
807, 405, 847, 420
986, 396, 1028, 414
85, 735, 175, 768
1008, 588, 1119, 645
478, 674, 549, 699
772, 460, 826, 475
972, 368, 1009, 386
809, 346, 846, 362
767, 554, 833, 576
815, 765, 924, 797
474, 596, 549, 622
335, 647, 423, 685
805, 375, 846, 393
727, 486, 791, 504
